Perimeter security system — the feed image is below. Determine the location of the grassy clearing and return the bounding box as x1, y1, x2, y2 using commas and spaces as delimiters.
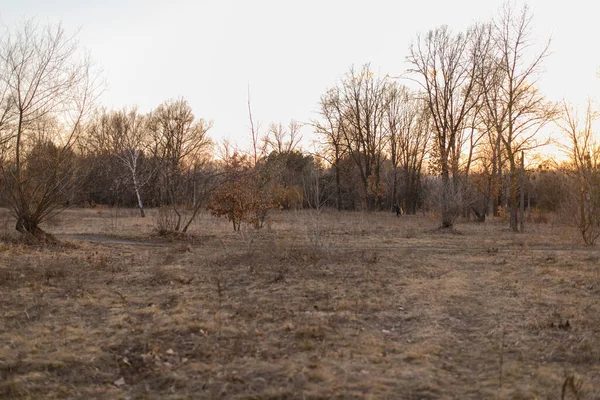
0, 208, 599, 399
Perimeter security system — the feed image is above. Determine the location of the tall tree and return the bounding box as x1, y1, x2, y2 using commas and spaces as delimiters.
113, 109, 152, 217
386, 84, 430, 214
323, 64, 390, 210
85, 108, 153, 217
407, 25, 485, 227
314, 88, 348, 211
557, 101, 600, 245
0, 21, 100, 239
481, 5, 556, 231
147, 98, 212, 232
264, 120, 302, 154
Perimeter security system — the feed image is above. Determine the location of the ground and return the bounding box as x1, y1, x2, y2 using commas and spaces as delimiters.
0, 207, 599, 399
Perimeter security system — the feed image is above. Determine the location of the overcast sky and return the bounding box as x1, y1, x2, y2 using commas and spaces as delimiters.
1, 0, 598, 151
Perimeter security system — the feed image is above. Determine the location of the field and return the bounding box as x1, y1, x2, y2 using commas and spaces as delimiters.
0, 208, 599, 399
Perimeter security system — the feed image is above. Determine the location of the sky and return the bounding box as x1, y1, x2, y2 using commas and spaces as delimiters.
0, 0, 599, 154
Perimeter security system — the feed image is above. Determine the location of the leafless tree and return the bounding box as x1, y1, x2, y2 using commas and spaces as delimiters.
85, 108, 153, 217
475, 23, 506, 217
467, 125, 503, 222
407, 25, 485, 227
302, 154, 333, 247
247, 86, 266, 166
324, 64, 390, 210
557, 100, 600, 245
386, 84, 430, 214
265, 120, 302, 154
481, 5, 556, 231
313, 87, 348, 211
0, 80, 12, 155
147, 98, 213, 232
0, 21, 101, 239
113, 109, 152, 217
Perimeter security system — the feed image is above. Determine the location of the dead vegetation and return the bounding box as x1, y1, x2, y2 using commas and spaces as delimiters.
0, 208, 599, 399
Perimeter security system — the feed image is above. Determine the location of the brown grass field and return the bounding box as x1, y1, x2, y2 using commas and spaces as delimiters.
0, 207, 599, 399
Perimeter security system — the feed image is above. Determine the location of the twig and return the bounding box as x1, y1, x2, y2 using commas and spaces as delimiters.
498, 327, 506, 394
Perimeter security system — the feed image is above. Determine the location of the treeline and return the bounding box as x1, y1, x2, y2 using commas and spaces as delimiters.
1, 6, 600, 245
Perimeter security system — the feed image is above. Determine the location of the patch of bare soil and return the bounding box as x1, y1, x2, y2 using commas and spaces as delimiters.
0, 209, 599, 399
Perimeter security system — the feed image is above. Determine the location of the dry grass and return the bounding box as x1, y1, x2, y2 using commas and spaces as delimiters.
0, 208, 599, 399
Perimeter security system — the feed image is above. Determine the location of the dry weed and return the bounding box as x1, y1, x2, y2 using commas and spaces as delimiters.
0, 208, 598, 398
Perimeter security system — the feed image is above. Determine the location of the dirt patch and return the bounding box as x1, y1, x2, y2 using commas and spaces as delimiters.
58, 233, 169, 247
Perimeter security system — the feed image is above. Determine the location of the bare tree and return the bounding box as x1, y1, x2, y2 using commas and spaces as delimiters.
265, 120, 303, 154
407, 25, 484, 227
468, 125, 504, 222
302, 154, 333, 247
0, 79, 12, 155
147, 98, 212, 232
0, 21, 101, 239
481, 5, 556, 231
557, 100, 600, 245
247, 86, 266, 166
386, 84, 430, 214
324, 64, 390, 210
314, 88, 348, 211
113, 109, 152, 217
85, 108, 153, 217
475, 23, 506, 218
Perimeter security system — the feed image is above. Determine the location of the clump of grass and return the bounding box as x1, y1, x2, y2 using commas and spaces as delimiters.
42, 260, 69, 284
404, 228, 417, 239
173, 242, 192, 253
0, 379, 23, 399
0, 268, 15, 286
147, 265, 193, 286
87, 252, 123, 273
42, 265, 67, 283
561, 374, 583, 400
159, 293, 179, 310
361, 249, 379, 265
148, 265, 178, 286
62, 276, 88, 299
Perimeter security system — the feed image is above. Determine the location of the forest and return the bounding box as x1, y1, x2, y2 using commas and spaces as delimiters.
0, 5, 597, 247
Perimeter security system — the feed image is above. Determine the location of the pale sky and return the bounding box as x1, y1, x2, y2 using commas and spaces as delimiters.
1, 0, 599, 152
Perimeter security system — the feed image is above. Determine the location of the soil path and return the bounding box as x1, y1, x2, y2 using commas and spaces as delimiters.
58, 233, 169, 247
58, 233, 595, 256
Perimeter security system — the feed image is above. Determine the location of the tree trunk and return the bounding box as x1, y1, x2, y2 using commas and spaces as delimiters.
404, 169, 418, 215
471, 207, 486, 222
441, 167, 453, 228
173, 206, 182, 231
335, 162, 342, 211
493, 141, 502, 217
133, 182, 145, 218
15, 215, 55, 243
391, 168, 398, 212
509, 157, 519, 232
519, 151, 525, 233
